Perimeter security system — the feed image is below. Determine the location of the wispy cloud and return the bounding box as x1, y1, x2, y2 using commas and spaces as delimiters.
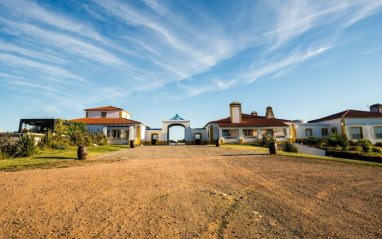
0, 0, 381, 116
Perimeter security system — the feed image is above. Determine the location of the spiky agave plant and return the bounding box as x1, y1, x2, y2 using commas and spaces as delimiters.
13, 133, 38, 158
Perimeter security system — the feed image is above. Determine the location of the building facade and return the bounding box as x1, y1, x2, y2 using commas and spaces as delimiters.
70, 102, 382, 145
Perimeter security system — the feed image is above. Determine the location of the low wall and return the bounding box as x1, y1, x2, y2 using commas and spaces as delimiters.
326, 151, 382, 163
294, 143, 326, 157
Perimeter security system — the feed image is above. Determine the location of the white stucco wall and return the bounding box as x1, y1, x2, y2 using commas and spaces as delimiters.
344, 118, 382, 144
87, 110, 118, 118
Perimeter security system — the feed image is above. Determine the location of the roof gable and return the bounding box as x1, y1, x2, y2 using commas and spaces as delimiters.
205, 114, 290, 128
84, 106, 131, 115
70, 118, 143, 126
308, 110, 382, 123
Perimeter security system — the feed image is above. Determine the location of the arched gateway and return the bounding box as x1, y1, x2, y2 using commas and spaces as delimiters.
144, 114, 207, 145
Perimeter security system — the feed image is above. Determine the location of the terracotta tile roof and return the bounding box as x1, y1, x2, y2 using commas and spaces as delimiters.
84, 106, 131, 115
70, 118, 143, 125
308, 110, 382, 123
205, 114, 291, 128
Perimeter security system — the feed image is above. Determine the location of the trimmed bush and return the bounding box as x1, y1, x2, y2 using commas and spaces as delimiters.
372, 147, 382, 153
307, 137, 318, 145
348, 146, 359, 151
375, 142, 382, 147
327, 133, 349, 150
357, 139, 371, 152
284, 142, 298, 153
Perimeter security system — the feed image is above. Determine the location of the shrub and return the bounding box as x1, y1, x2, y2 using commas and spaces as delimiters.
13, 133, 38, 158
337, 134, 349, 150
363, 146, 371, 153
0, 133, 15, 159
306, 137, 318, 145
262, 134, 276, 146
348, 146, 359, 151
357, 139, 371, 152
54, 143, 68, 150
284, 142, 298, 153
372, 147, 382, 153
327, 133, 349, 150
39, 131, 53, 149
375, 142, 382, 147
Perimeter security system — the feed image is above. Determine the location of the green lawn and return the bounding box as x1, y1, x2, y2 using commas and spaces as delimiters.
221, 144, 382, 167
0, 145, 130, 171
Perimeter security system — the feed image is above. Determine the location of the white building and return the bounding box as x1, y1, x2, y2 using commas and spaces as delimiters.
142, 114, 208, 145
294, 104, 382, 144
204, 102, 293, 144
70, 103, 382, 146
71, 106, 146, 145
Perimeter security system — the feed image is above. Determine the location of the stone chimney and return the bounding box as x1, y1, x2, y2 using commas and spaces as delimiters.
266, 106, 275, 119
230, 101, 242, 123
370, 103, 382, 113
251, 111, 257, 116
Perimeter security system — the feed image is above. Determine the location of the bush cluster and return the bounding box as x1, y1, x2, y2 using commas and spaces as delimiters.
327, 133, 349, 150
261, 134, 276, 146
284, 142, 298, 153
0, 119, 109, 159
357, 139, 371, 153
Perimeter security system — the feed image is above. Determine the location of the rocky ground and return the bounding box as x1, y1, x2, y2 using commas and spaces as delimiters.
0, 145, 381, 238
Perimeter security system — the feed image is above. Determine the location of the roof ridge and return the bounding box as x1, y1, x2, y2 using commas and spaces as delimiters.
341, 109, 351, 118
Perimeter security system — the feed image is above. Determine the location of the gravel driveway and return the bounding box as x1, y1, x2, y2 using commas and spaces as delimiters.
0, 145, 381, 238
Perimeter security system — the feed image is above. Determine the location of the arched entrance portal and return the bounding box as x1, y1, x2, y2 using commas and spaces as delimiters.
167, 124, 186, 145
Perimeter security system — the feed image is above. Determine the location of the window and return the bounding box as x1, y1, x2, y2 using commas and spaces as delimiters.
101, 112, 107, 118
350, 127, 363, 140
267, 129, 273, 135
375, 126, 382, 139
125, 130, 129, 138
305, 128, 313, 137
283, 129, 287, 136
112, 129, 121, 138
107, 130, 110, 137
331, 127, 337, 134
222, 130, 229, 137
243, 129, 252, 136
321, 128, 329, 137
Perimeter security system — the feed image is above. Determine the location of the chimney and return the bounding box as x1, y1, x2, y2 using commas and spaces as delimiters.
251, 111, 257, 116
230, 101, 242, 123
370, 103, 382, 113
266, 106, 275, 119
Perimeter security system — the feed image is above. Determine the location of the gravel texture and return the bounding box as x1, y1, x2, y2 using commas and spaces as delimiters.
0, 145, 381, 238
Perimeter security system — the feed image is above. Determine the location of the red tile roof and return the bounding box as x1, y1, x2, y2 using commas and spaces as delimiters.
205, 114, 291, 128
309, 110, 382, 123
70, 118, 143, 125
84, 106, 131, 115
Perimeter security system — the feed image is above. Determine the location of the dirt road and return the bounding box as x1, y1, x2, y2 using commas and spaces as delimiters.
0, 145, 381, 238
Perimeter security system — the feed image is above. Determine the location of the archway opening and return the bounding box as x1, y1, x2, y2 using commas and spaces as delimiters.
168, 124, 185, 145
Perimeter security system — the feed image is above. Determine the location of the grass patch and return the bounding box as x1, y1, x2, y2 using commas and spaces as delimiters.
221, 144, 382, 167
0, 144, 130, 171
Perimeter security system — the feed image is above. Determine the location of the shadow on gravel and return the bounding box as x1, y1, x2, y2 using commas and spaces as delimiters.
221, 154, 268, 156
33, 157, 76, 160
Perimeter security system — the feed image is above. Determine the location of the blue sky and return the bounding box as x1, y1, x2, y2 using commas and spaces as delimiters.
1, 0, 382, 138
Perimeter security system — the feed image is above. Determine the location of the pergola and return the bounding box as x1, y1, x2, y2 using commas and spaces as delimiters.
18, 119, 58, 134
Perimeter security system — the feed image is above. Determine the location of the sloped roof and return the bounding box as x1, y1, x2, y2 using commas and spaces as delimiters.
205, 114, 291, 128
70, 118, 143, 125
308, 110, 382, 123
84, 106, 131, 115
169, 114, 185, 120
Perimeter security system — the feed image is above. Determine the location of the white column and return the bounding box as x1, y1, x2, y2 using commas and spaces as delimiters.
129, 126, 134, 141
103, 126, 107, 136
